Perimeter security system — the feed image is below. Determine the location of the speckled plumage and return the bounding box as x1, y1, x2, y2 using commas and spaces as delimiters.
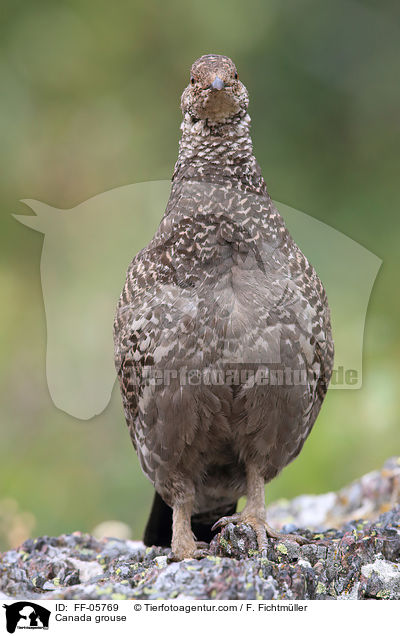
114, 55, 334, 558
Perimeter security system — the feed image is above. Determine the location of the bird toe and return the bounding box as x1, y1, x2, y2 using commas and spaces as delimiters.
211, 512, 241, 532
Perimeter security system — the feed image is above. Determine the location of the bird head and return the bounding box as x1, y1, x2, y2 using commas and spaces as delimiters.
181, 54, 249, 124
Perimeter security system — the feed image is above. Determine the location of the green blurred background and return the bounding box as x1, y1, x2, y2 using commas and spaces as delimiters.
1, 0, 399, 551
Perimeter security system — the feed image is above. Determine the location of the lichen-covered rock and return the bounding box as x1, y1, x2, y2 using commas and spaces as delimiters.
266, 456, 400, 531
359, 559, 400, 600
0, 459, 399, 600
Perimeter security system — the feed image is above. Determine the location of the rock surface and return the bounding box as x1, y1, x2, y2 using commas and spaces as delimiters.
1, 458, 399, 600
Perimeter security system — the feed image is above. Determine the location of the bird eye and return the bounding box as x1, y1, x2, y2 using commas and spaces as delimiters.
234, 72, 238, 80
190, 76, 195, 85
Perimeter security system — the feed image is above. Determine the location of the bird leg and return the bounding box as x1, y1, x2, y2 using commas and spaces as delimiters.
212, 464, 309, 553
169, 497, 210, 561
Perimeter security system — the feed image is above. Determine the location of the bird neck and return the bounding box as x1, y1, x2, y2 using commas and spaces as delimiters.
173, 113, 267, 194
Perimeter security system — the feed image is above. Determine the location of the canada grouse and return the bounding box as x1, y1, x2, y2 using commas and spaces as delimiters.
113, 54, 334, 560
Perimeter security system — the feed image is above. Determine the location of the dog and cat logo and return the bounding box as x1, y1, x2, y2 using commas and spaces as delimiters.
2, 602, 50, 633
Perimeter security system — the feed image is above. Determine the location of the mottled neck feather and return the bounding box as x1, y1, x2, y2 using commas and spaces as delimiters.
172, 113, 267, 195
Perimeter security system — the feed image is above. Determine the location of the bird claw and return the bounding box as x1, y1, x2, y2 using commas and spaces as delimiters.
167, 551, 181, 563
194, 541, 210, 550
263, 521, 310, 546
280, 532, 310, 546
211, 513, 241, 532
167, 546, 210, 562
212, 510, 311, 550
193, 547, 210, 559
212, 510, 270, 553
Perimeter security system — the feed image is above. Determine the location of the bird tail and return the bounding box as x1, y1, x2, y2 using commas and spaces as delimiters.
143, 491, 237, 547
143, 492, 172, 547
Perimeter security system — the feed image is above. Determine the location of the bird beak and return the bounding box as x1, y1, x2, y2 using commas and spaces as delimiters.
210, 76, 225, 91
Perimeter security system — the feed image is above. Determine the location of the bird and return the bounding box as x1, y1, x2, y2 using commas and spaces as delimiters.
113, 54, 334, 560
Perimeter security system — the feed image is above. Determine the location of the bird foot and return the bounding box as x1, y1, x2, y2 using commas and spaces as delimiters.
262, 521, 310, 546
212, 511, 310, 553
212, 512, 242, 532
167, 540, 210, 562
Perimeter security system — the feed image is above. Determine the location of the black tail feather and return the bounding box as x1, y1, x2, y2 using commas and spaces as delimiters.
143, 492, 172, 547
143, 491, 237, 547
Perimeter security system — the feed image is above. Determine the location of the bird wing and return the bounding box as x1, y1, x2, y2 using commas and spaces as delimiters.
113, 238, 220, 490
